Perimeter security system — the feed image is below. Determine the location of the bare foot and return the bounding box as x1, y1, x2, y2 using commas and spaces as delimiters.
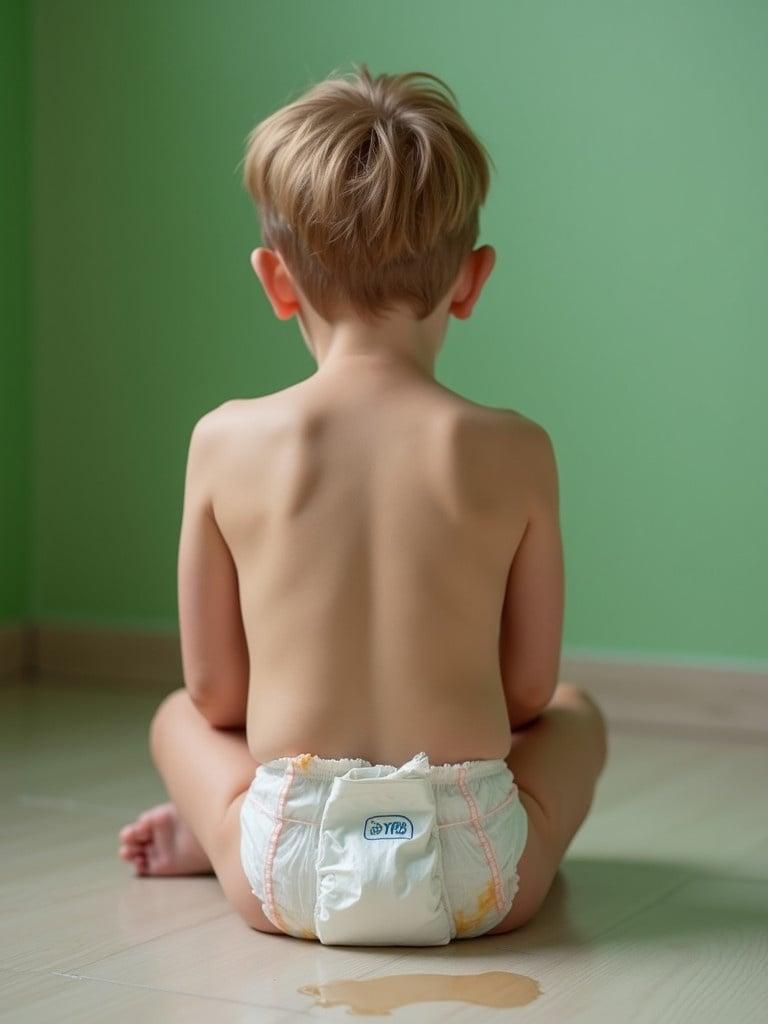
118, 802, 213, 876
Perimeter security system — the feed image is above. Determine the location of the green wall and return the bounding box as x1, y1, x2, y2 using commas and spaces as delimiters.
0, 0, 30, 621
18, 1, 768, 662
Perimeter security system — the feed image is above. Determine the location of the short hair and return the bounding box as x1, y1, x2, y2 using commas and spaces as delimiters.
241, 62, 494, 324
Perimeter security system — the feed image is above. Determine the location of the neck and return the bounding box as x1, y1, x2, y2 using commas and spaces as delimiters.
305, 315, 444, 382
315, 345, 436, 381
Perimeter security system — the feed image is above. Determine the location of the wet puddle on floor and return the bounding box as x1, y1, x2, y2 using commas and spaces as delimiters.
298, 969, 541, 1015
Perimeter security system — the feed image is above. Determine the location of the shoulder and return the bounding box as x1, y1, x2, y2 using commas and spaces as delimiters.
187, 401, 227, 456
502, 411, 559, 510
189, 397, 265, 444
491, 405, 549, 442
192, 397, 252, 428
431, 391, 550, 450
185, 399, 257, 475
434, 397, 556, 496
490, 406, 555, 460
455, 401, 554, 463
185, 396, 294, 484
481, 406, 559, 511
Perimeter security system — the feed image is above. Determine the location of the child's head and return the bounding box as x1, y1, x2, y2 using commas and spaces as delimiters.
242, 63, 495, 328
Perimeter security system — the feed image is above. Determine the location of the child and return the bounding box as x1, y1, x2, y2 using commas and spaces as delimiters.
118, 63, 607, 945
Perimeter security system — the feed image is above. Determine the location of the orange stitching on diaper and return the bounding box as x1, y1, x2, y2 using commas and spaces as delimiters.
251, 797, 322, 827
456, 765, 506, 915
263, 761, 295, 933
437, 786, 519, 830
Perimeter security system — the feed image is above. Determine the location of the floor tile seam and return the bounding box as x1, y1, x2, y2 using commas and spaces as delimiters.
53, 908, 234, 972
50, 970, 314, 1017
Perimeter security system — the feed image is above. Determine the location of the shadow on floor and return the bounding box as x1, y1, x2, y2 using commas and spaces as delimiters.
316, 855, 768, 964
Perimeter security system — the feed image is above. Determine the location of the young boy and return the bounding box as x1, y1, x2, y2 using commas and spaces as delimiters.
118, 64, 607, 945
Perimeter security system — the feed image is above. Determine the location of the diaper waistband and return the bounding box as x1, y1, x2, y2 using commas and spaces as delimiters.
258, 752, 511, 786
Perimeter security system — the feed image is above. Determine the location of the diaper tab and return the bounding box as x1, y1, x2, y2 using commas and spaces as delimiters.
313, 751, 453, 946
334, 750, 432, 782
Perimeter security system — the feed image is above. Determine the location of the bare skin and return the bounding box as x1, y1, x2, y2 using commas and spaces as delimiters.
119, 244, 608, 938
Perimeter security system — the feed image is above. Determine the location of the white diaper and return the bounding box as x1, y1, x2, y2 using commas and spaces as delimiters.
240, 750, 528, 946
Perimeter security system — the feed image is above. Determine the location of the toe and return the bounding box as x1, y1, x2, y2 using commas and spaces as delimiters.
119, 820, 152, 843
142, 805, 174, 829
119, 840, 142, 859
132, 819, 153, 841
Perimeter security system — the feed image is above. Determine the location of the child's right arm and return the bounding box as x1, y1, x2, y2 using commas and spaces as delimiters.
498, 423, 565, 730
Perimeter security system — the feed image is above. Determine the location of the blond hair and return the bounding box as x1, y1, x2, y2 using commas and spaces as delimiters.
241, 62, 494, 323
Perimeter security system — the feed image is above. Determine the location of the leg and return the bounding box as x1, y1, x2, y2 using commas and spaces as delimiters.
122, 686, 284, 934
485, 681, 608, 935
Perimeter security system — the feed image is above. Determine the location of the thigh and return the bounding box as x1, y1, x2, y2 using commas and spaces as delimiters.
485, 682, 608, 934
148, 688, 284, 934
148, 687, 259, 852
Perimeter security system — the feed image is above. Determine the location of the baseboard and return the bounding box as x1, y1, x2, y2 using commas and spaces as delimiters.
0, 621, 37, 679
2, 622, 766, 736
561, 652, 768, 738
30, 621, 182, 687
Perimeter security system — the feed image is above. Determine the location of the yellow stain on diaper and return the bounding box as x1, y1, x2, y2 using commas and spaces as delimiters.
299, 927, 318, 941
453, 878, 498, 936
293, 753, 315, 772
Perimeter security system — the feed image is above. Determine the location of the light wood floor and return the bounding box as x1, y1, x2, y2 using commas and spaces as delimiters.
1, 676, 767, 1022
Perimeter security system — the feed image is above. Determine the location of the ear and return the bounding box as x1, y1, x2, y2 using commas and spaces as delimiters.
449, 245, 496, 320
249, 247, 301, 321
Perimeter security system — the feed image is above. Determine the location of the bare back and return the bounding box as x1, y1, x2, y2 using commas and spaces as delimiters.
211, 371, 536, 766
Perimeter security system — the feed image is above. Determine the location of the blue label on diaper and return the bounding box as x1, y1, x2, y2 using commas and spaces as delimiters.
363, 814, 414, 840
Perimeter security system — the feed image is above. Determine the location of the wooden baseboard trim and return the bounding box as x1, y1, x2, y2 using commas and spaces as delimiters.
0, 621, 37, 679
33, 622, 182, 687
561, 652, 768, 737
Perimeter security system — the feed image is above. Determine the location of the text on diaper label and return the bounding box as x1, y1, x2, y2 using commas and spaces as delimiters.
363, 814, 414, 840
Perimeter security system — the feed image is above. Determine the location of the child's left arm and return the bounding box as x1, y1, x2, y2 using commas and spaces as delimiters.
176, 413, 250, 728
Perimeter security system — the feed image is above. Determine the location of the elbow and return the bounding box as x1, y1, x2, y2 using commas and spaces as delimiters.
507, 702, 548, 731
504, 681, 556, 729
185, 676, 210, 708
186, 682, 246, 730
519, 686, 555, 714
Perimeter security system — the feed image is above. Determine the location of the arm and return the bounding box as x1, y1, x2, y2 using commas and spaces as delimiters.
499, 423, 565, 730
177, 411, 250, 728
